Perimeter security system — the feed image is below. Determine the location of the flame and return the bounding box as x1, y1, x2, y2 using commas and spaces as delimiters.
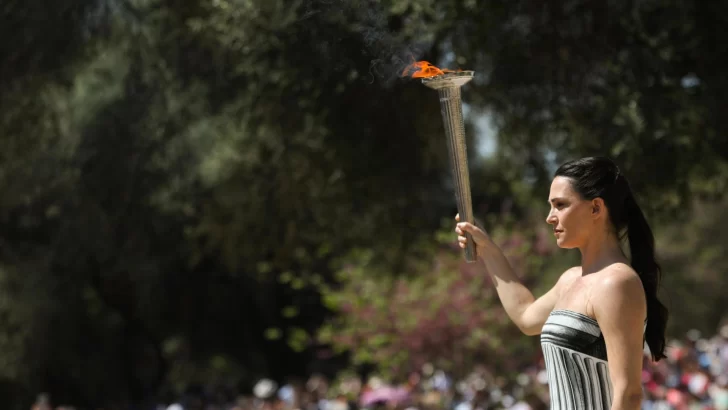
401, 60, 460, 78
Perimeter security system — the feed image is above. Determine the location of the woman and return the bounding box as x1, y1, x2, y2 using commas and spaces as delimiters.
455, 157, 668, 410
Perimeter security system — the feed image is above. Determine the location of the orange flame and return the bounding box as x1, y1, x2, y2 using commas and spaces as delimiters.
401, 60, 461, 78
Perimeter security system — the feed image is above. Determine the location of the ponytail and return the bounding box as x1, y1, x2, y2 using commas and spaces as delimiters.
625, 191, 668, 361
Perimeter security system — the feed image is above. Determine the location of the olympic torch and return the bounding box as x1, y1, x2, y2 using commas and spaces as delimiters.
403, 62, 478, 263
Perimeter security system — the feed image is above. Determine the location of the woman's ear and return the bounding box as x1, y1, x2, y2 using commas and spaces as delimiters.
591, 198, 605, 218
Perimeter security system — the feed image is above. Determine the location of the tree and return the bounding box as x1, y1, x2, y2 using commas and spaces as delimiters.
445, 0, 728, 214
656, 196, 728, 336
317, 216, 575, 380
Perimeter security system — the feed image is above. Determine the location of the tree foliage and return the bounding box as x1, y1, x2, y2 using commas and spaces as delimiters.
656, 196, 728, 336
317, 218, 574, 380
0, 0, 727, 407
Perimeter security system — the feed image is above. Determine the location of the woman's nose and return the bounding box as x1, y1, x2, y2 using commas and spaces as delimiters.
546, 213, 556, 224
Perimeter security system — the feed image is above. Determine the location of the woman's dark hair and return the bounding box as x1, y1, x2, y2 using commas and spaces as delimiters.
554, 156, 668, 361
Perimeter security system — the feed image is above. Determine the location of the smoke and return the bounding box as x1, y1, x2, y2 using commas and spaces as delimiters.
302, 0, 430, 86
82, 0, 143, 38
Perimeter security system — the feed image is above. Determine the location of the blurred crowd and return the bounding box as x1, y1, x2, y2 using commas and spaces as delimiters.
31, 327, 728, 410
641, 327, 728, 410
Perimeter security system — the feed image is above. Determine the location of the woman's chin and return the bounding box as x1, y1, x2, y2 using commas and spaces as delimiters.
555, 237, 575, 249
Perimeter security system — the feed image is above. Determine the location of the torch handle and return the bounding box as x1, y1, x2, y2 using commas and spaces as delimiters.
438, 87, 478, 263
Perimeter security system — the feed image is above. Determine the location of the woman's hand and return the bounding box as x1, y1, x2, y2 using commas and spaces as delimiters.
454, 213, 493, 255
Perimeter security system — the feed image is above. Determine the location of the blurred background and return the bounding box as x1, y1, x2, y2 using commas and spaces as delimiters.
3, 0, 728, 409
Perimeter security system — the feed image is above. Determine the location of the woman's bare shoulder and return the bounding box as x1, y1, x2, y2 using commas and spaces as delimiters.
591, 264, 645, 314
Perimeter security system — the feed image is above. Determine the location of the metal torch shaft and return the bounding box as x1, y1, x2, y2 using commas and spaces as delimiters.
437, 86, 478, 263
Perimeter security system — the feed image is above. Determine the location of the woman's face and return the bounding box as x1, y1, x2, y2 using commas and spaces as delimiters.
545, 176, 595, 249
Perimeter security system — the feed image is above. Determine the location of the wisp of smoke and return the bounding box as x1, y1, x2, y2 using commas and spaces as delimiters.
82, 0, 143, 38
303, 0, 429, 87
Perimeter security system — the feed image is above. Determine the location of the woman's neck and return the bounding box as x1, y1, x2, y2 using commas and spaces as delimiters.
579, 231, 628, 274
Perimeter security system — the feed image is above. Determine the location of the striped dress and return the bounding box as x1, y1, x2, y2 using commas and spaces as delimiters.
540, 310, 614, 410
